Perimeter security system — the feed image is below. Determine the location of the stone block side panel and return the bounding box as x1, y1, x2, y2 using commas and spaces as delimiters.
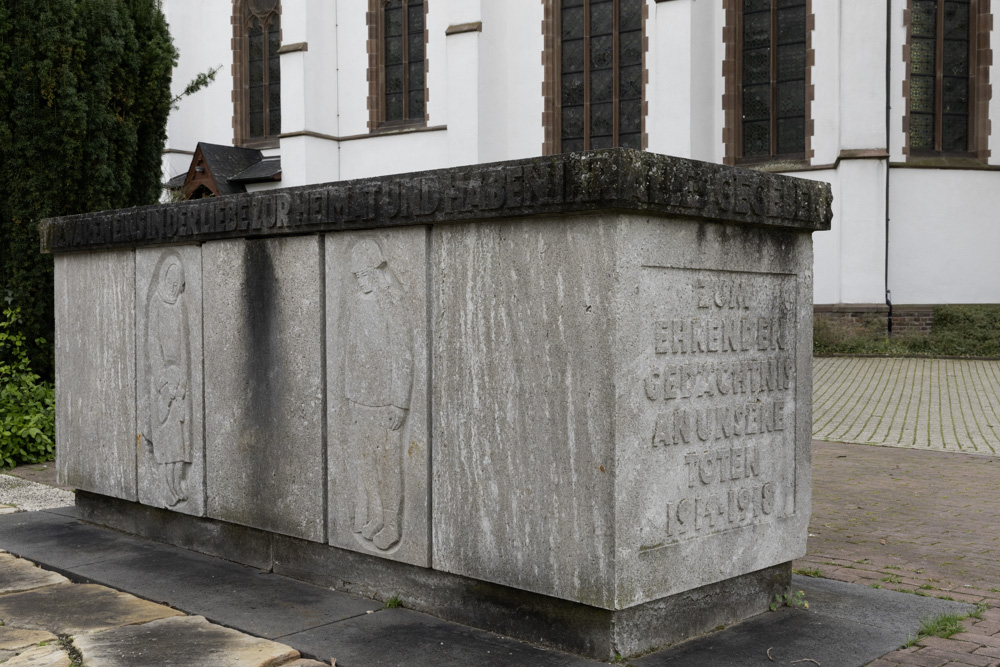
203, 237, 325, 542
55, 251, 137, 500
431, 217, 618, 608
136, 247, 205, 516
613, 217, 813, 608
326, 228, 430, 567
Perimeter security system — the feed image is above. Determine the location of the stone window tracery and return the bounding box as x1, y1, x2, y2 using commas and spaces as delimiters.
233, 0, 282, 148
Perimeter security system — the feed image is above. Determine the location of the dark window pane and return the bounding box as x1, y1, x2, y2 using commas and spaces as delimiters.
409, 34, 424, 62
620, 30, 643, 65
268, 17, 280, 53
620, 98, 642, 134
563, 39, 584, 73
385, 3, 403, 37
249, 59, 264, 87
591, 135, 614, 149
590, 1, 614, 36
385, 35, 403, 65
943, 114, 968, 151
943, 1, 969, 39
620, 0, 643, 31
562, 0, 584, 7
386, 93, 404, 121
562, 106, 584, 142
591, 102, 614, 137
777, 117, 804, 154
742, 83, 771, 122
385, 64, 404, 94
619, 64, 642, 100
249, 22, 264, 61
778, 79, 805, 117
943, 38, 969, 76
911, 0, 937, 38
562, 72, 585, 106
268, 53, 280, 85
590, 34, 613, 70
619, 132, 641, 150
777, 43, 806, 81
269, 87, 281, 135
910, 75, 936, 113
743, 120, 770, 157
250, 85, 264, 114
910, 113, 935, 149
777, 0, 806, 7
562, 138, 585, 153
943, 75, 968, 113
743, 48, 770, 85
591, 68, 614, 104
744, 0, 769, 11
408, 1, 424, 33
562, 6, 584, 40
409, 62, 424, 90
777, 5, 805, 46
249, 111, 264, 138
911, 37, 936, 75
408, 90, 425, 119
743, 9, 770, 50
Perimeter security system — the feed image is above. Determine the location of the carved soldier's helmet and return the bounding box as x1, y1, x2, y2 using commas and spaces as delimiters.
350, 239, 386, 274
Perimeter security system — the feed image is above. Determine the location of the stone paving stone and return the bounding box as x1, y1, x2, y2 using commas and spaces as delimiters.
3, 644, 72, 667
0, 583, 183, 635
0, 554, 68, 595
72, 615, 301, 667
0, 627, 57, 651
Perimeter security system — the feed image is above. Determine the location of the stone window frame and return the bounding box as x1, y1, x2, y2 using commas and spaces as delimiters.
722, 0, 815, 166
541, 0, 650, 155
367, 0, 430, 133
902, 0, 992, 161
232, 0, 283, 149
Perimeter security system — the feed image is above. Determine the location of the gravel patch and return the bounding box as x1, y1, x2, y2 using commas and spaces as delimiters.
0, 475, 74, 512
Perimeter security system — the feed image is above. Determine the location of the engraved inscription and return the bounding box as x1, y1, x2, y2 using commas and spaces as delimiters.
42, 151, 834, 254
346, 239, 414, 551
141, 251, 192, 507
638, 268, 797, 552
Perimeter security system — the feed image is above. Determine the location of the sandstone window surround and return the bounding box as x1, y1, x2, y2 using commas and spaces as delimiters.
367, 0, 429, 132
232, 0, 282, 149
902, 0, 992, 161
722, 0, 815, 166
542, 0, 649, 155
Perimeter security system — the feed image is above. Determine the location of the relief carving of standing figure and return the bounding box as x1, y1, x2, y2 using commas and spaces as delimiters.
346, 239, 413, 551
145, 254, 192, 507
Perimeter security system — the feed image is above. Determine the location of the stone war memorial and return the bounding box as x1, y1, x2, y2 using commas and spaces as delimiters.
42, 149, 832, 660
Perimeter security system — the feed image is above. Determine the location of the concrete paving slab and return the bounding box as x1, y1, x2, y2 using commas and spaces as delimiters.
279, 607, 603, 667
71, 547, 380, 639
72, 615, 301, 667
0, 511, 158, 570
0, 583, 183, 635
633, 575, 973, 667
0, 627, 57, 651
3, 644, 72, 667
0, 553, 69, 594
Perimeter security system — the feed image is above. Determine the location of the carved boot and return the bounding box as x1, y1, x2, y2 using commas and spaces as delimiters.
373, 513, 400, 550
362, 514, 383, 541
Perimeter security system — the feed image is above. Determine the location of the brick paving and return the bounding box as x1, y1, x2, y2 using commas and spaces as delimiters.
798, 440, 1000, 665
812, 357, 1000, 455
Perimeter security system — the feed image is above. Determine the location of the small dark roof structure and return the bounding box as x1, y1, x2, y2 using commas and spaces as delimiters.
166, 142, 281, 200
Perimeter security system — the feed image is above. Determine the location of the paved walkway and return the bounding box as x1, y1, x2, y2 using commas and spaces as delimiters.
813, 357, 1000, 455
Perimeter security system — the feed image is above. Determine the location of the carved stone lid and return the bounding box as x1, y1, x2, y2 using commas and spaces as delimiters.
39, 149, 833, 254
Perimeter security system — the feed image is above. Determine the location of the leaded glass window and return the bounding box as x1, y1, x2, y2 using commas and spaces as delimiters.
241, 0, 281, 145
559, 0, 643, 152
909, 0, 973, 153
740, 0, 807, 160
381, 0, 425, 126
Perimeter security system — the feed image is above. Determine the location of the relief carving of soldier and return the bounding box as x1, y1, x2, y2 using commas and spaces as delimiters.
346, 239, 413, 551
143, 253, 192, 507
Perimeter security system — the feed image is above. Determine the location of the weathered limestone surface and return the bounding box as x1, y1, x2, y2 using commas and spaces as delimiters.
0, 553, 69, 594
432, 215, 812, 609
136, 247, 205, 516
327, 228, 430, 566
432, 216, 619, 607
204, 237, 325, 542
55, 251, 136, 500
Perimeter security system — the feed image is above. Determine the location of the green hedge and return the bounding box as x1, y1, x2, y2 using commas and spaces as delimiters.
0, 308, 54, 468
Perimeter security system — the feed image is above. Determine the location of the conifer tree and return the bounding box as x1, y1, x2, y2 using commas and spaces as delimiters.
0, 0, 177, 379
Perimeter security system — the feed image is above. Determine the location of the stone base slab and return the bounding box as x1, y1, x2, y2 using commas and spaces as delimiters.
76, 490, 790, 660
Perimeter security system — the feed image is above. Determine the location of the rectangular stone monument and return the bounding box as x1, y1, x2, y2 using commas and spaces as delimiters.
43, 149, 831, 660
